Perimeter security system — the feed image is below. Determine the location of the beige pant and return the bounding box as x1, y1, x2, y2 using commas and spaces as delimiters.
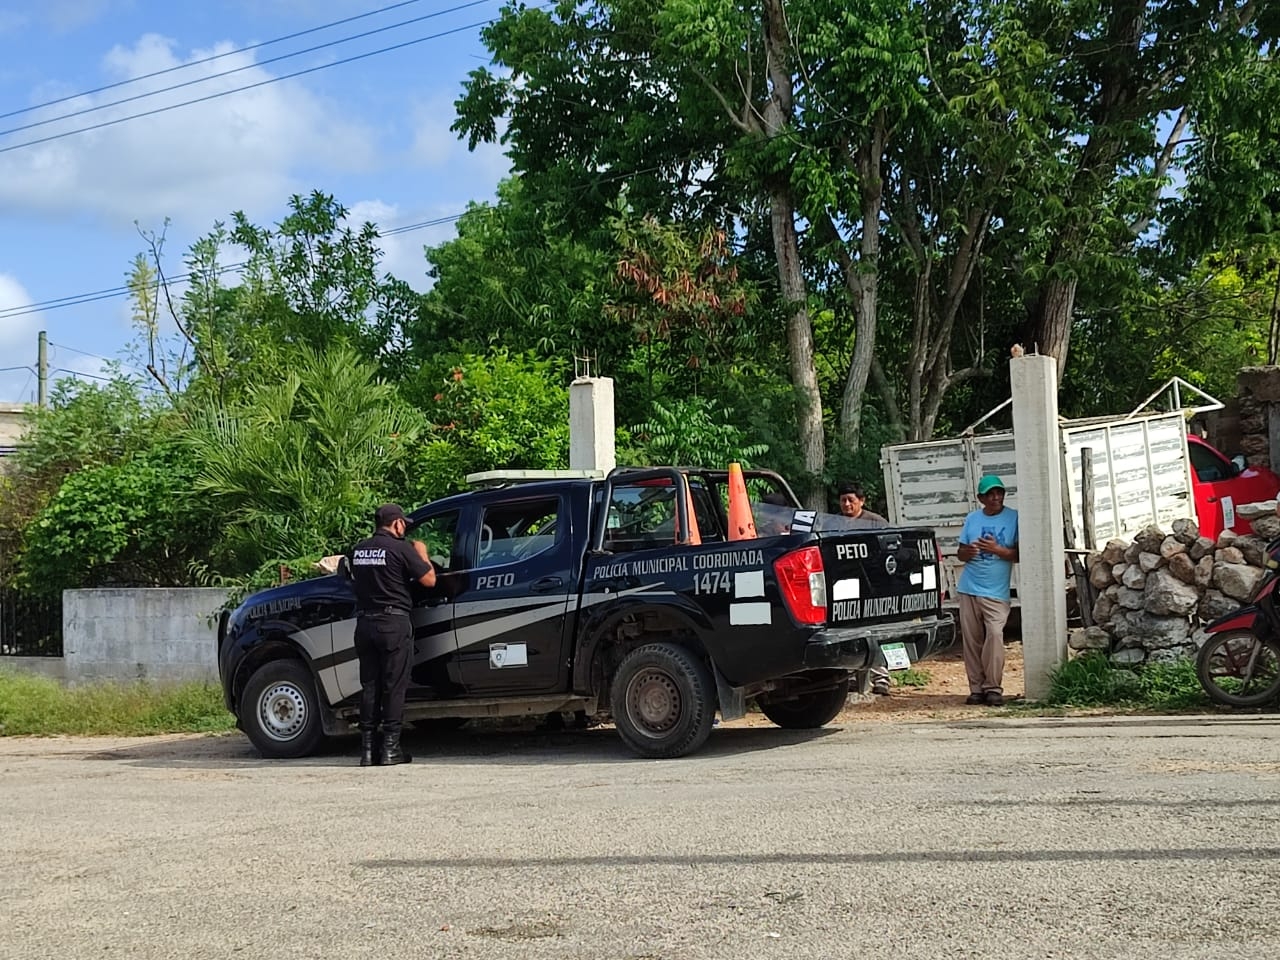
958, 593, 1010, 695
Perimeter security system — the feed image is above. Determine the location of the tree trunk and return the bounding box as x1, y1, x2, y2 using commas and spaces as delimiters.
1029, 274, 1079, 383
770, 187, 825, 506
760, 0, 823, 507
839, 118, 885, 455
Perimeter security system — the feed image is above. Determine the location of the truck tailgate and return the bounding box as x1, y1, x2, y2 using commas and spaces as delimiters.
817, 528, 942, 627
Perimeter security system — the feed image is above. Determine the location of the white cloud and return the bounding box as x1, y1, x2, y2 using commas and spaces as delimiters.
0, 275, 43, 404
0, 33, 378, 229
346, 199, 460, 292
408, 95, 509, 184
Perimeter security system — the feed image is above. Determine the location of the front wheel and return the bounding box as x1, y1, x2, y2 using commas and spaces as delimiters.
759, 676, 851, 729
1196, 630, 1280, 708
610, 643, 716, 759
241, 660, 325, 758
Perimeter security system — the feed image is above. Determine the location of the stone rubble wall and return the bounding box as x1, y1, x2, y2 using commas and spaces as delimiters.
1071, 501, 1279, 665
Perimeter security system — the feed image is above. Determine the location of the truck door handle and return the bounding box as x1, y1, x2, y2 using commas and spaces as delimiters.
1206, 496, 1218, 503
531, 576, 564, 593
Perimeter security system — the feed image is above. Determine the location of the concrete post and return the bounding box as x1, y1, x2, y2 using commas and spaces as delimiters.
1010, 354, 1067, 700
569, 376, 616, 472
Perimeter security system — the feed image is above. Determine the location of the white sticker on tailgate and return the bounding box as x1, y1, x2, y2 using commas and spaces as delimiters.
832, 578, 860, 601
730, 602, 772, 625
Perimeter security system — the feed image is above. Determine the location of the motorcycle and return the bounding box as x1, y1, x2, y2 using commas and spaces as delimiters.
1197, 537, 1280, 707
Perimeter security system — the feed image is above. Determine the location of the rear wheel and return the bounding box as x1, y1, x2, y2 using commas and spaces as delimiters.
241, 660, 325, 758
1197, 630, 1280, 708
610, 643, 715, 759
759, 676, 851, 729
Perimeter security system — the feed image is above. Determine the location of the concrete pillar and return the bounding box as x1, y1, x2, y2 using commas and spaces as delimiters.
569, 376, 616, 472
1010, 354, 1067, 700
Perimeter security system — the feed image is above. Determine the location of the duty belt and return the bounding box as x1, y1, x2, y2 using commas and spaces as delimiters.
360, 606, 411, 616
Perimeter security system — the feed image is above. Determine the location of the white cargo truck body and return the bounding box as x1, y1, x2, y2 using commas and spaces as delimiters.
880, 411, 1195, 600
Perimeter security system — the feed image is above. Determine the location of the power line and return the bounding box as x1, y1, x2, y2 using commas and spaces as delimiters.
0, 17, 497, 155
0, 0, 495, 138
0, 0, 443, 122
51, 368, 113, 381
0, 213, 464, 320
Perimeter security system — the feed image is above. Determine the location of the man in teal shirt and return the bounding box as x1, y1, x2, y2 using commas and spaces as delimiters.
955, 475, 1019, 706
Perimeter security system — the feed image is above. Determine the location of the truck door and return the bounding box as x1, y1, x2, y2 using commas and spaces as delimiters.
450, 493, 574, 695
332, 506, 465, 700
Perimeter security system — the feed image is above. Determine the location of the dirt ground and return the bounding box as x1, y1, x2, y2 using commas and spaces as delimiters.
831, 639, 1024, 724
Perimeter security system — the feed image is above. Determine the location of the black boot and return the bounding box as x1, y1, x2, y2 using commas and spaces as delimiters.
359, 727, 382, 766
381, 729, 412, 765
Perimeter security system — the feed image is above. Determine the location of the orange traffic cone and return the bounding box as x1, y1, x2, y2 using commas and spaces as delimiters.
726, 462, 757, 541
674, 477, 702, 545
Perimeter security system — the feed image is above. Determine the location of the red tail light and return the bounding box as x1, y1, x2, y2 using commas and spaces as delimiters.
774, 546, 826, 625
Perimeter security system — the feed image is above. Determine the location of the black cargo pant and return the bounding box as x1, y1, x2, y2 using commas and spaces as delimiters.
355, 612, 413, 734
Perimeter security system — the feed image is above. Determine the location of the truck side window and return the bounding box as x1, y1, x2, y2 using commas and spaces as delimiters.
605, 481, 722, 551
478, 497, 561, 568
1188, 442, 1231, 483
407, 511, 461, 571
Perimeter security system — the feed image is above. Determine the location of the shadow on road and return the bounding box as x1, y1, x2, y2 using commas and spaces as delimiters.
79, 723, 840, 769
360, 845, 1280, 871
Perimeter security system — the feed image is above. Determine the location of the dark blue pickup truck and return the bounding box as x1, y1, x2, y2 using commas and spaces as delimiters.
219, 467, 954, 759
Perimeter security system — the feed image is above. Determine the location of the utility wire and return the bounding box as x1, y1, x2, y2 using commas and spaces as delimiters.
0, 0, 495, 137
0, 0, 449, 121
0, 213, 464, 320
0, 17, 496, 154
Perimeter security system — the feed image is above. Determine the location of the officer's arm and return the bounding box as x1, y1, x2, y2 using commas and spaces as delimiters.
409, 540, 437, 588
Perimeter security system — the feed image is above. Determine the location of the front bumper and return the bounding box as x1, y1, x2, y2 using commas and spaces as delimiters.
802, 614, 955, 670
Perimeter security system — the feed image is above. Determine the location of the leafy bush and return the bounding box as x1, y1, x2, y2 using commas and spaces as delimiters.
18, 441, 208, 597
631, 396, 767, 468
184, 344, 424, 588
0, 672, 235, 736
398, 349, 571, 502
1046, 653, 1208, 709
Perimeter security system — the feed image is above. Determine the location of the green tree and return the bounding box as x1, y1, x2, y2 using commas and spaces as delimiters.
184, 345, 424, 588
398, 350, 571, 502
455, 0, 930, 500
18, 441, 210, 597
132, 192, 425, 403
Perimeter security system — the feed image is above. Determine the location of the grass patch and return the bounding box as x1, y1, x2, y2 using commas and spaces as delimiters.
892, 667, 932, 688
1045, 653, 1209, 710
0, 671, 237, 736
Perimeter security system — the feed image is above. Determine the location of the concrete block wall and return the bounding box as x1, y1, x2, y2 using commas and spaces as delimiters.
63, 588, 230, 683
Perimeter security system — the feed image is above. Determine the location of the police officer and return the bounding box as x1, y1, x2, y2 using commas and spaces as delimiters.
349, 503, 436, 766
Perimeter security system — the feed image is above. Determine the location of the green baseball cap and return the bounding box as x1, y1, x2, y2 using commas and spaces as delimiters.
977, 474, 1006, 495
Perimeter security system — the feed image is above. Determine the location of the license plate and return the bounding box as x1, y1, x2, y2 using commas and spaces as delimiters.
882, 642, 911, 670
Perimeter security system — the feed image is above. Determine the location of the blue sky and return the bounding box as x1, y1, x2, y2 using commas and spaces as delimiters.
0, 0, 513, 402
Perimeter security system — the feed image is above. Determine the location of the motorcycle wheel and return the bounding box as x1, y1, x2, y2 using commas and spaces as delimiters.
1196, 630, 1280, 708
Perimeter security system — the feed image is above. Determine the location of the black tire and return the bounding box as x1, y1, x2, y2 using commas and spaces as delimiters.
610, 643, 716, 759
241, 659, 325, 758
758, 676, 851, 729
1196, 630, 1280, 708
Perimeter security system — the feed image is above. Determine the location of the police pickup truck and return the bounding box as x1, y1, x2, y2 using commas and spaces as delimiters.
218, 467, 954, 759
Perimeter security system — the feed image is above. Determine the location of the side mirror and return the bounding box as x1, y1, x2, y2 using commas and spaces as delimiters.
1231, 454, 1247, 475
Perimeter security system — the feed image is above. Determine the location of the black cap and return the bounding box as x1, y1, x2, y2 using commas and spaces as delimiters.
374, 503, 407, 527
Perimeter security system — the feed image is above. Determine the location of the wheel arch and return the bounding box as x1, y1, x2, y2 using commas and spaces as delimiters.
230, 631, 322, 715
573, 598, 715, 707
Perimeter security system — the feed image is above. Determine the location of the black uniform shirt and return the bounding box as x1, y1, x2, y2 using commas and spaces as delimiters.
349, 529, 432, 614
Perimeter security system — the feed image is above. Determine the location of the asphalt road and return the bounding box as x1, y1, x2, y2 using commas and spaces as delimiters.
2, 715, 1279, 960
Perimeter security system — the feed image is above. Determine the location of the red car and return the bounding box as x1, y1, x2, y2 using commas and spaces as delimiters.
1187, 434, 1280, 540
